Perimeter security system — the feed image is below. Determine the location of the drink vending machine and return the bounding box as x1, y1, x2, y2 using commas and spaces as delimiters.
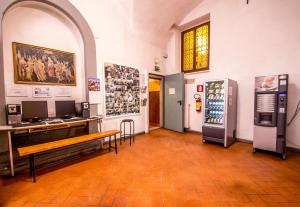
202, 79, 238, 147
253, 74, 288, 159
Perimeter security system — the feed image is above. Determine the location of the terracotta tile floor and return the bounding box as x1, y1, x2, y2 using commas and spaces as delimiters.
1, 129, 300, 207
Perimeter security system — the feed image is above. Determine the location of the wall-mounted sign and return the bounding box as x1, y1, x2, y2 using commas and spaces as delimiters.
88, 77, 100, 91
197, 85, 204, 92
55, 87, 72, 97
32, 86, 52, 98
6, 85, 28, 97
141, 98, 147, 107
169, 88, 175, 95
88, 77, 101, 104
141, 86, 147, 94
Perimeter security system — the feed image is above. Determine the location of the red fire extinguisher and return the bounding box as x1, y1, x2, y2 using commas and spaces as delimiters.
194, 94, 202, 112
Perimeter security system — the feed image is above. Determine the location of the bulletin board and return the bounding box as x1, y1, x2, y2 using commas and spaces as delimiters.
104, 62, 140, 117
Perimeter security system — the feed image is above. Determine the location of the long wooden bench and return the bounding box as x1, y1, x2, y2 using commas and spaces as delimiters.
17, 130, 121, 182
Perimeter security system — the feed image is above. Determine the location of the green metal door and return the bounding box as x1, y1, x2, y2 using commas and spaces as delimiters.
164, 73, 184, 132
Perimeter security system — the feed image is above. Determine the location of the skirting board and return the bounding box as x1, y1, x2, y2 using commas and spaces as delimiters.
102, 131, 145, 145
236, 137, 252, 144
149, 127, 161, 131
286, 146, 300, 153
236, 138, 300, 152
184, 128, 300, 152
184, 128, 202, 134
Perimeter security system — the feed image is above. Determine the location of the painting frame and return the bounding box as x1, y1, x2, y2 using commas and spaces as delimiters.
12, 42, 76, 86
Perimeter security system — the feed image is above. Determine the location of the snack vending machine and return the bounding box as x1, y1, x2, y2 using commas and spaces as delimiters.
253, 74, 288, 159
202, 79, 238, 147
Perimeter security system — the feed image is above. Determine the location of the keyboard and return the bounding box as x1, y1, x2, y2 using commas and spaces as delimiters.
12, 122, 45, 128
63, 117, 85, 122
47, 121, 64, 125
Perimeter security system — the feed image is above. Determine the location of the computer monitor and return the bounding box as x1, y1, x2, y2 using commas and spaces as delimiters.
21, 101, 48, 122
55, 100, 76, 118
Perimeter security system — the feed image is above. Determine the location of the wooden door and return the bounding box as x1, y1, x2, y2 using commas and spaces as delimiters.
149, 91, 160, 126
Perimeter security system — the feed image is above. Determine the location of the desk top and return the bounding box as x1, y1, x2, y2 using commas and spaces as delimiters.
0, 126, 13, 131
0, 116, 102, 132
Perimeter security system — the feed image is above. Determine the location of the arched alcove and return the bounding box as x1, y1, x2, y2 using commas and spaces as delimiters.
0, 0, 97, 125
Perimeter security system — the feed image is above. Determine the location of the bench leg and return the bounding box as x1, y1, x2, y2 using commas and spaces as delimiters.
109, 136, 111, 152
29, 154, 36, 183
29, 155, 32, 176
114, 135, 118, 154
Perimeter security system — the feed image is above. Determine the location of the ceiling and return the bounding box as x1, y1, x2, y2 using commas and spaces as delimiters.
130, 0, 204, 47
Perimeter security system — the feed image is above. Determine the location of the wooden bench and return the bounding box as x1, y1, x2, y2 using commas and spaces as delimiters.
17, 130, 121, 182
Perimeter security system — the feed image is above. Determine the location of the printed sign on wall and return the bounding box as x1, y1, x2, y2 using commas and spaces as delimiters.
197, 85, 204, 92
32, 86, 51, 98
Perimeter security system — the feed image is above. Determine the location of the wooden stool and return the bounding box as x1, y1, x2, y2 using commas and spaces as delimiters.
120, 119, 134, 146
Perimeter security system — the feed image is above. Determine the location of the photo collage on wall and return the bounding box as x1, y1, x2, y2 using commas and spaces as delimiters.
104, 63, 140, 117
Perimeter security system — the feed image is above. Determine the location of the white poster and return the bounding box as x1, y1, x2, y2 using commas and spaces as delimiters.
169, 88, 175, 95
88, 77, 101, 104
6, 85, 28, 97
55, 87, 72, 97
32, 87, 52, 98
89, 91, 101, 104
140, 73, 146, 85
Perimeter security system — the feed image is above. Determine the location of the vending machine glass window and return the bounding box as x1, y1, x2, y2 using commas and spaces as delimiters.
204, 80, 225, 125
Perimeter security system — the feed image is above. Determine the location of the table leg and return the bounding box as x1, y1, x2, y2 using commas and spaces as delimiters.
29, 154, 36, 183
100, 119, 102, 132
97, 118, 102, 133
7, 131, 14, 176
29, 155, 33, 176
114, 135, 118, 154
85, 122, 89, 134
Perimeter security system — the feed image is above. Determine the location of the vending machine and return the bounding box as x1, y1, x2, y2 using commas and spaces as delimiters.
202, 79, 238, 147
253, 74, 288, 159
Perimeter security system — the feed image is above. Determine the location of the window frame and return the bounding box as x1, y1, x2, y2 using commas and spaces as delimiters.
181, 21, 210, 73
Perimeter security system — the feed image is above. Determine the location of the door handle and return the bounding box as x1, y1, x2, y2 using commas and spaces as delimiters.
177, 100, 182, 105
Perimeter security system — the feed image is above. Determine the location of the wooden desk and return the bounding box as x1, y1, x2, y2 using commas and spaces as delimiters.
0, 116, 102, 176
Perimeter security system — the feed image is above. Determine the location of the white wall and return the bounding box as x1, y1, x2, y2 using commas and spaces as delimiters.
69, 0, 167, 134
166, 0, 300, 149
1, 0, 168, 135
165, 29, 181, 75
3, 6, 85, 117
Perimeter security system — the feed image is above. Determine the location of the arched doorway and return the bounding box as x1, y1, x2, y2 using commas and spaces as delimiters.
0, 0, 97, 125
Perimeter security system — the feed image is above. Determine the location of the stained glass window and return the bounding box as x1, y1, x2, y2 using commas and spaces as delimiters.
182, 22, 209, 72
182, 30, 194, 72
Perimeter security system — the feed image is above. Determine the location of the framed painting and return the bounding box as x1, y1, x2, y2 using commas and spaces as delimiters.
12, 42, 76, 86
